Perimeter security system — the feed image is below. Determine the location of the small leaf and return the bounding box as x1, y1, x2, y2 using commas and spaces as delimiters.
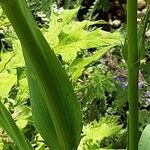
55, 29, 121, 63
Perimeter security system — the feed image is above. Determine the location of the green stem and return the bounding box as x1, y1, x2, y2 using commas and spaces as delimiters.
127, 0, 139, 150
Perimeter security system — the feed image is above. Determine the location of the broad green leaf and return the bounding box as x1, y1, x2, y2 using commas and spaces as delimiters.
45, 7, 79, 47
0, 40, 24, 73
44, 8, 115, 64
55, 29, 120, 63
0, 1, 82, 150
78, 117, 122, 150
139, 109, 150, 131
70, 46, 113, 81
139, 124, 150, 150
0, 40, 25, 99
0, 99, 32, 150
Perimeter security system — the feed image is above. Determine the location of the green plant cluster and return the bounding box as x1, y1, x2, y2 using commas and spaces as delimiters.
0, 0, 150, 149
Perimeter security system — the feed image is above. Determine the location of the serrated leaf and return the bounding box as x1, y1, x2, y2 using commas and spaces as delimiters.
83, 117, 122, 143
70, 46, 112, 81
55, 29, 121, 63
45, 7, 79, 47
44, 8, 120, 64
0, 40, 24, 73
78, 116, 122, 150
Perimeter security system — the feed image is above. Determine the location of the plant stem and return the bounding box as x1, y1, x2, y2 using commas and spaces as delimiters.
127, 0, 139, 150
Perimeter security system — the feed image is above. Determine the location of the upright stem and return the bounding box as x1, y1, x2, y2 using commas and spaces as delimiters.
127, 0, 139, 150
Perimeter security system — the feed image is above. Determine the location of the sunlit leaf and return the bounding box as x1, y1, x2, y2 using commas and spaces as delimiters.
78, 116, 122, 150
0, 72, 16, 98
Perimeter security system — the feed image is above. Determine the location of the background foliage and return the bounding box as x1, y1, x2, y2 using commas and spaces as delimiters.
0, 0, 150, 149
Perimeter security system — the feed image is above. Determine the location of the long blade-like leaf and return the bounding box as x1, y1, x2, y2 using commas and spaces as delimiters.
0, 0, 82, 150
0, 99, 32, 150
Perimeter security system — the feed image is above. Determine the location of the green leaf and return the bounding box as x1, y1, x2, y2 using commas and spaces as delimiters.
0, 40, 24, 73
44, 7, 80, 47
70, 46, 113, 81
55, 29, 120, 63
62, 20, 106, 34
139, 109, 150, 131
139, 124, 150, 150
0, 72, 16, 98
0, 39, 25, 99
0, 1, 82, 150
44, 8, 120, 64
78, 116, 122, 150
0, 99, 32, 150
